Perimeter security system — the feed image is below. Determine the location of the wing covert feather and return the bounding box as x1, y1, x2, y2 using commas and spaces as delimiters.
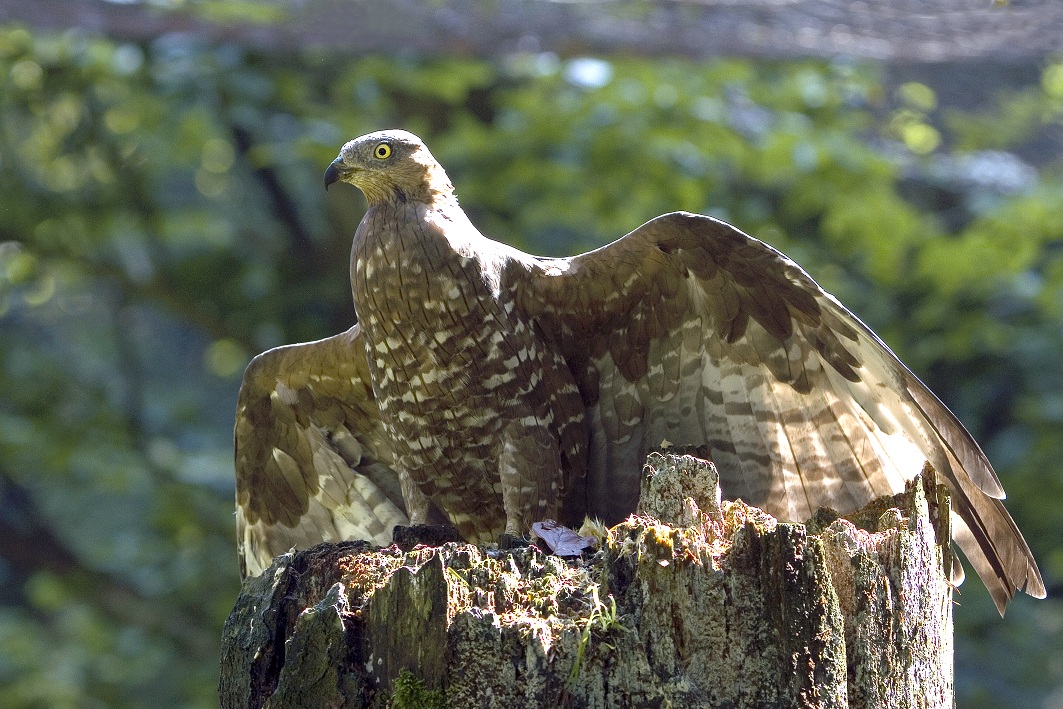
234, 325, 409, 578
518, 211, 1044, 612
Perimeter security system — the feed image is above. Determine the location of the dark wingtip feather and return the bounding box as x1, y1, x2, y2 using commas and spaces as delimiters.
904, 370, 1005, 499
952, 494, 1045, 616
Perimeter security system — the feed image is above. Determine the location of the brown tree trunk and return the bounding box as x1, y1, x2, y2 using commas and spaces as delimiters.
219, 453, 953, 708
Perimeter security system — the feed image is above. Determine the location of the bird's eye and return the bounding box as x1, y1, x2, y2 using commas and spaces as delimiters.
374, 143, 392, 159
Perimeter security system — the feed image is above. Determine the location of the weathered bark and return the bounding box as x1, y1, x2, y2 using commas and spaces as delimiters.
4, 0, 1062, 62
220, 452, 954, 708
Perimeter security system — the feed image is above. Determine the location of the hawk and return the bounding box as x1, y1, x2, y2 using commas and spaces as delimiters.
234, 129, 1044, 613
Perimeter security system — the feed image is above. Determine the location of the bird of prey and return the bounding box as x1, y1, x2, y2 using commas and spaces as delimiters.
234, 129, 1044, 613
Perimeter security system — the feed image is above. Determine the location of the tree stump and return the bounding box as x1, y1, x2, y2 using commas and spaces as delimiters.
219, 453, 954, 708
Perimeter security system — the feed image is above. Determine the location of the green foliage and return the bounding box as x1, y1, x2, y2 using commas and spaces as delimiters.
569, 585, 622, 685
389, 669, 447, 709
0, 22, 1061, 708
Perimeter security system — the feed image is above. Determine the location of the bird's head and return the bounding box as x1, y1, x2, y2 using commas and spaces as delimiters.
324, 129, 454, 205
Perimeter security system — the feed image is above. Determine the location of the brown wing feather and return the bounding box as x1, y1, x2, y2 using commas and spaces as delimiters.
518, 211, 1044, 613
234, 325, 409, 577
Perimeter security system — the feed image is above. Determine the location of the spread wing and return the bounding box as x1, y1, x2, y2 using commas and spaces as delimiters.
517, 211, 1044, 613
234, 325, 409, 578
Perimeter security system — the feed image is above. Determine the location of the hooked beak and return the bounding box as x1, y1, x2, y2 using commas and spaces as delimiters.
323, 159, 344, 190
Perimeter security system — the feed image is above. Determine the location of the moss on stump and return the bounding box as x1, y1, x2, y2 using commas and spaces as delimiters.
220, 453, 953, 708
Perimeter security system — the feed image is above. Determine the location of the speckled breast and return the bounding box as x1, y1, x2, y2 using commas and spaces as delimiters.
349, 201, 581, 540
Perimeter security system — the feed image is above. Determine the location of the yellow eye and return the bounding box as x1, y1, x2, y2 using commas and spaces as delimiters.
374, 142, 392, 159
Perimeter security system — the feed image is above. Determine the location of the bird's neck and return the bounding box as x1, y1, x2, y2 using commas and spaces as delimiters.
354, 194, 489, 259
350, 197, 505, 328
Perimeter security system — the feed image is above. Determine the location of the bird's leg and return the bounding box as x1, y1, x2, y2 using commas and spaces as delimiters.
499, 419, 562, 541
399, 467, 430, 526
390, 466, 462, 549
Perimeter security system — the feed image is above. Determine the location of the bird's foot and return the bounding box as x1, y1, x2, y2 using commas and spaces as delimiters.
498, 532, 533, 550
392, 523, 460, 551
